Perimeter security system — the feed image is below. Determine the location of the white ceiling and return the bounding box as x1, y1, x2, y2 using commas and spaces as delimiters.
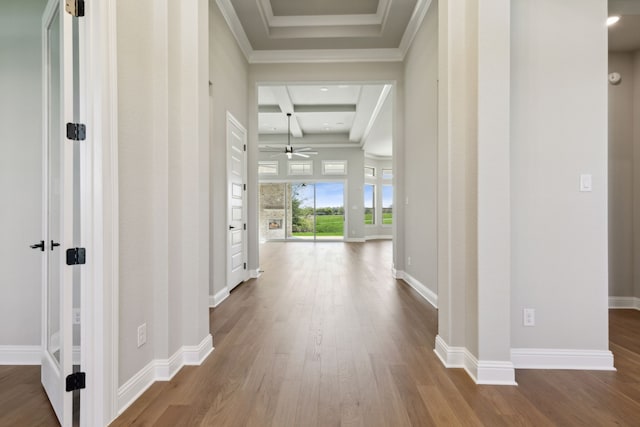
258, 84, 393, 157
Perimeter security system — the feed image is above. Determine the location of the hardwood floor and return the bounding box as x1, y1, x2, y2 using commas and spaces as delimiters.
3, 241, 640, 426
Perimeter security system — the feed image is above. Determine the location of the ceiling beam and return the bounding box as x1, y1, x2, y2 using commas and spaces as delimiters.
268, 86, 303, 137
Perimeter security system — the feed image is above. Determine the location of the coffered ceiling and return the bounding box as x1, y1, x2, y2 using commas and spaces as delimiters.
258, 84, 393, 157
216, 0, 432, 63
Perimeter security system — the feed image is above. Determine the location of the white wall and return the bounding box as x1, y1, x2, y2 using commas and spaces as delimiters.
248, 62, 405, 273
0, 0, 46, 348
117, 0, 210, 386
511, 0, 609, 350
209, 0, 249, 298
608, 53, 635, 298
403, 0, 438, 296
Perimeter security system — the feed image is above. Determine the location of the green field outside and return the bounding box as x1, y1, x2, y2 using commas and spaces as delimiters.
292, 215, 344, 237
364, 213, 393, 225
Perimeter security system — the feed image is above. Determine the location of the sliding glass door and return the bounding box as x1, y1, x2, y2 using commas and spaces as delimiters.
259, 182, 345, 241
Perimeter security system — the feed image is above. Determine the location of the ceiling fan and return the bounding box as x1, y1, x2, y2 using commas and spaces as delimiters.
262, 113, 318, 159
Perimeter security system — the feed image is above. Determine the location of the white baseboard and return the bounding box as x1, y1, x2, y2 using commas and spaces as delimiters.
0, 345, 41, 365
117, 334, 213, 415
365, 235, 392, 241
394, 270, 438, 309
434, 336, 516, 385
609, 296, 640, 310
249, 268, 261, 279
511, 348, 616, 371
210, 287, 230, 308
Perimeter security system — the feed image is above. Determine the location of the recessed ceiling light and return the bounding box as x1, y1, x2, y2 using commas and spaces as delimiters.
324, 127, 331, 131
320, 87, 329, 92
607, 16, 620, 26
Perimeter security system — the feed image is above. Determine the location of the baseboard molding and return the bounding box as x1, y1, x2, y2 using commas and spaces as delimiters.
395, 270, 438, 308
210, 287, 230, 308
249, 268, 261, 279
434, 336, 517, 385
609, 296, 640, 310
365, 235, 392, 241
117, 334, 213, 415
511, 348, 616, 371
0, 345, 41, 365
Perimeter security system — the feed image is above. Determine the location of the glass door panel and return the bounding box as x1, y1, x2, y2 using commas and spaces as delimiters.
314, 182, 344, 240
289, 183, 314, 240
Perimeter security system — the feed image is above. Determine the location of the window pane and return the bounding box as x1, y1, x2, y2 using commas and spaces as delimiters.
382, 168, 393, 179
288, 161, 313, 175
258, 161, 279, 175
364, 184, 375, 225
382, 185, 393, 225
364, 166, 375, 177
322, 160, 347, 175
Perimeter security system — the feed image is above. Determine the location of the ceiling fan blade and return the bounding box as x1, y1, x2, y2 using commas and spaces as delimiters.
295, 147, 315, 152
294, 152, 310, 158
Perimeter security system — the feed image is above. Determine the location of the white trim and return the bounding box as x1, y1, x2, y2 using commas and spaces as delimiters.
434, 336, 516, 385
210, 287, 230, 308
365, 235, 392, 240
398, 0, 433, 56
249, 268, 262, 279
117, 334, 213, 415
215, 0, 253, 61
345, 238, 366, 243
0, 345, 42, 365
395, 270, 438, 308
511, 348, 616, 371
250, 48, 404, 64
609, 296, 640, 310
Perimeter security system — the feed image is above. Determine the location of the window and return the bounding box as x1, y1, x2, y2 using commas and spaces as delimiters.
322, 160, 347, 175
288, 160, 313, 176
382, 185, 393, 225
258, 161, 279, 176
382, 168, 393, 180
364, 184, 375, 225
364, 166, 375, 177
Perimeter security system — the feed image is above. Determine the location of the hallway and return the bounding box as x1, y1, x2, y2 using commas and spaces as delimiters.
110, 241, 640, 426
2, 241, 640, 425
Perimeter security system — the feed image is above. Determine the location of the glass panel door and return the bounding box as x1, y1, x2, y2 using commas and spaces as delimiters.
314, 182, 344, 240
289, 183, 315, 240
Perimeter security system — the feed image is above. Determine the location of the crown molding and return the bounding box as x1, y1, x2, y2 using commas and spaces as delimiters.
250, 48, 404, 64
216, 0, 432, 64
399, 0, 433, 57
216, 0, 253, 61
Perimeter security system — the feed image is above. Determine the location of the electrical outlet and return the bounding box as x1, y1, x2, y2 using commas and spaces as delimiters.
137, 323, 147, 348
523, 308, 535, 326
407, 256, 412, 266
73, 308, 81, 325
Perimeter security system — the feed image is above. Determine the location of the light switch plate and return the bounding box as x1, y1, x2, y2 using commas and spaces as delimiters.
580, 174, 592, 192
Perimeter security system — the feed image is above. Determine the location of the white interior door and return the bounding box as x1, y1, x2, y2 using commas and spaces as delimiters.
40, 0, 76, 425
227, 113, 248, 291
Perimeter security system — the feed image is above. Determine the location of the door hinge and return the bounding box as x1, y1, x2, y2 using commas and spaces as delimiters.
244, 262, 247, 270
243, 184, 246, 191
243, 144, 246, 152
66, 248, 86, 265
65, 372, 86, 392
243, 223, 246, 230
65, 0, 85, 17
66, 123, 86, 141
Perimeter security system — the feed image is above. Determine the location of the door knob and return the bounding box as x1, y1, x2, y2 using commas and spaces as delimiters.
30, 240, 45, 252
51, 240, 60, 250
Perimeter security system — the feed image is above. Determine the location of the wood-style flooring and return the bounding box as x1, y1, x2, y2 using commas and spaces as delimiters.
2, 240, 640, 426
